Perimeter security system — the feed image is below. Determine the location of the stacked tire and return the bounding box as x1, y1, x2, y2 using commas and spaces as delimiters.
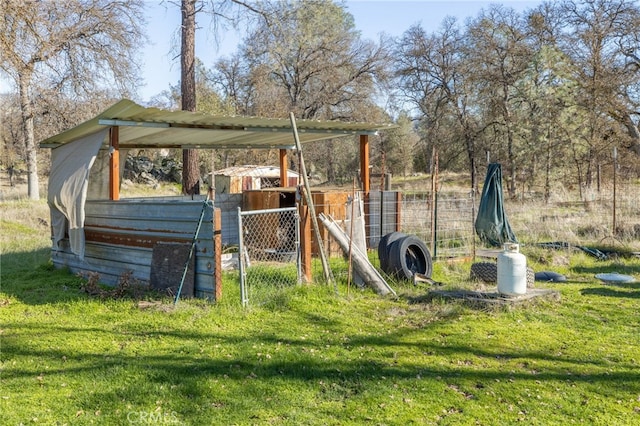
378, 232, 432, 280
470, 262, 535, 288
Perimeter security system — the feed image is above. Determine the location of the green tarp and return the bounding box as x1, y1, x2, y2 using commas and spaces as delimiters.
475, 163, 518, 247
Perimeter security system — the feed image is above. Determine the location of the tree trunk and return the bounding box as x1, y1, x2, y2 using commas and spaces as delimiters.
18, 72, 39, 200
465, 130, 477, 193
181, 0, 199, 195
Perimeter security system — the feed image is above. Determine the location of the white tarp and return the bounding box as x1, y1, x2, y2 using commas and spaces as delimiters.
48, 129, 108, 259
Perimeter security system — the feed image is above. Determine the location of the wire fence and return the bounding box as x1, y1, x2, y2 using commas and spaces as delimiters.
227, 176, 638, 306
237, 207, 301, 307
360, 182, 640, 261
311, 181, 639, 268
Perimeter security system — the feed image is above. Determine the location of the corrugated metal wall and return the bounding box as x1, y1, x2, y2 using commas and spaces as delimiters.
52, 197, 220, 299
213, 193, 243, 247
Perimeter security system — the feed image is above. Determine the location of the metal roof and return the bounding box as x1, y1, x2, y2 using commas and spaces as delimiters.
40, 99, 397, 150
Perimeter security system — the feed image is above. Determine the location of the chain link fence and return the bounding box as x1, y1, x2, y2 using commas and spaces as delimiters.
237, 207, 301, 307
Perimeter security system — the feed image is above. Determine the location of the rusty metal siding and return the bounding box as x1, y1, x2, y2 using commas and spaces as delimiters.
51, 198, 218, 299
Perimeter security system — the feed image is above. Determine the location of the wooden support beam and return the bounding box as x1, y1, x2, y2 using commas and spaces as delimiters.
360, 134, 370, 244
360, 134, 369, 192
396, 191, 403, 232
279, 149, 288, 187
109, 126, 120, 201
298, 202, 312, 283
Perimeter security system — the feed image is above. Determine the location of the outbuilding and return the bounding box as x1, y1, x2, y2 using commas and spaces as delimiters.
40, 99, 395, 300
213, 165, 301, 194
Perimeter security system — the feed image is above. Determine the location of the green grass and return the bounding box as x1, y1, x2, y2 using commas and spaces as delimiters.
2, 201, 640, 425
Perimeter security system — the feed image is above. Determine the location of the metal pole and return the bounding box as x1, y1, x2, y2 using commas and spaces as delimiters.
174, 196, 211, 306
434, 151, 439, 259
471, 188, 476, 261
613, 147, 617, 235
237, 207, 247, 307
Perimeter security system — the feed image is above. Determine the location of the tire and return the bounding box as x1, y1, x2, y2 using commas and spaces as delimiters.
534, 271, 566, 283
377, 232, 406, 274
388, 235, 432, 280
470, 262, 497, 282
526, 267, 535, 288
471, 262, 535, 287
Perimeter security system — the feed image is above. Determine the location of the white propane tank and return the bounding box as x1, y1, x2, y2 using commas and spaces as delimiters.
497, 243, 527, 296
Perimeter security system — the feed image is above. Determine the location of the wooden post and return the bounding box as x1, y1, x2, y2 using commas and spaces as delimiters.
360, 134, 370, 246
213, 208, 222, 301
290, 113, 333, 286
109, 126, 120, 201
395, 191, 402, 232
279, 149, 288, 187
360, 135, 369, 192
298, 202, 312, 282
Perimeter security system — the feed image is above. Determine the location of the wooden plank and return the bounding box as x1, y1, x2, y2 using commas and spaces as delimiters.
395, 191, 402, 232
360, 134, 369, 192
109, 126, 120, 201
425, 287, 561, 307
319, 213, 395, 296
299, 203, 312, 283
279, 149, 287, 187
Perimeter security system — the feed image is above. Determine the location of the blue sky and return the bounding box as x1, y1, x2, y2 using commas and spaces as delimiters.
0, 1, 542, 101
138, 0, 542, 102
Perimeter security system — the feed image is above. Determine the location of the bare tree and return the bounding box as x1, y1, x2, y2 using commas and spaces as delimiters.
464, 5, 535, 198
226, 0, 390, 183
394, 19, 487, 190
391, 0, 640, 196
239, 0, 390, 120
521, 3, 579, 200
558, 0, 640, 185
0, 0, 145, 200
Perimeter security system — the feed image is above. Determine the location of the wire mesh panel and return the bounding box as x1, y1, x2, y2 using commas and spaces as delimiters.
237, 207, 301, 307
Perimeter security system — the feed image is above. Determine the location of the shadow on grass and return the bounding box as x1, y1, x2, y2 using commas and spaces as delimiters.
1, 247, 50, 272
571, 262, 640, 276
580, 286, 640, 299
3, 319, 640, 418
0, 248, 89, 304
1, 248, 159, 305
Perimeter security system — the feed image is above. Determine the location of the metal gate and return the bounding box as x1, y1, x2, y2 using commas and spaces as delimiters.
237, 207, 301, 307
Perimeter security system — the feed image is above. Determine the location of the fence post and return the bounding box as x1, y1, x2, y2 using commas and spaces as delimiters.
395, 191, 402, 232
613, 146, 617, 235
237, 207, 247, 306
298, 201, 312, 283
430, 149, 439, 258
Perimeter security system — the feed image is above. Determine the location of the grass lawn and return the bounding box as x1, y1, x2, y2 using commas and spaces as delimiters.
1, 200, 640, 425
